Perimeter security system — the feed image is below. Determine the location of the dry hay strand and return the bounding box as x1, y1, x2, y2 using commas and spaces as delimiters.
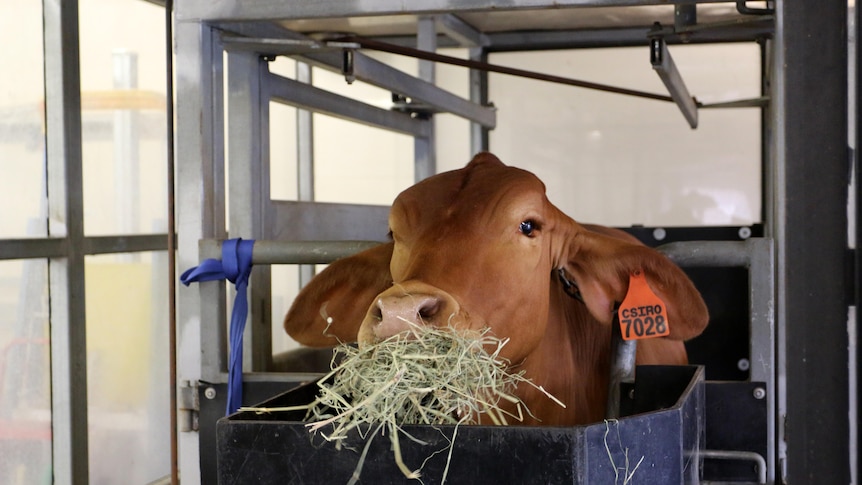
243, 322, 565, 484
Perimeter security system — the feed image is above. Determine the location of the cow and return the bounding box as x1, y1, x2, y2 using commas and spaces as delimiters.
283, 152, 709, 426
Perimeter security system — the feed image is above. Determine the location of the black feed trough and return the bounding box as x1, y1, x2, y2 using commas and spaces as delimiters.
217, 365, 706, 484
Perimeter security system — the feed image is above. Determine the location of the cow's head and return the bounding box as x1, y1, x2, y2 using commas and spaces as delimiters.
285, 152, 708, 370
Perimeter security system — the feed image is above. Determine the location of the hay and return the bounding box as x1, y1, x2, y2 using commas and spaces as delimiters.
243, 321, 565, 483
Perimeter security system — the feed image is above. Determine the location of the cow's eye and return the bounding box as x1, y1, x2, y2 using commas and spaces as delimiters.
519, 220, 537, 237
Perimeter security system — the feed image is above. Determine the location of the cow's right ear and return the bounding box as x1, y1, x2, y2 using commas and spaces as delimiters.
284, 242, 394, 346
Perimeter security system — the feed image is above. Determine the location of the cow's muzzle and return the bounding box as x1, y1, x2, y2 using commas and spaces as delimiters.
358, 280, 461, 346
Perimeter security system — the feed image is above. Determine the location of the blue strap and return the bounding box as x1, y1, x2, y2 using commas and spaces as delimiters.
180, 238, 255, 415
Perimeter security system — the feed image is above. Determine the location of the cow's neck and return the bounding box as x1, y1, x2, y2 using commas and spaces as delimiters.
514, 285, 612, 426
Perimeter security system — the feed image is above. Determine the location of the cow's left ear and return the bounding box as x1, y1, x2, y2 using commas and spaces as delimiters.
561, 227, 709, 341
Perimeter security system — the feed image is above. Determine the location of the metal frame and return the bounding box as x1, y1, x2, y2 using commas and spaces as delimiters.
163, 1, 852, 484
774, 3, 852, 484
0, 2, 177, 484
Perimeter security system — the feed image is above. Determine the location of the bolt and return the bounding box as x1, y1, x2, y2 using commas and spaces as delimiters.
738, 226, 752, 239
653, 228, 667, 241
628, 389, 635, 400
738, 358, 751, 371
204, 387, 217, 400
753, 387, 766, 400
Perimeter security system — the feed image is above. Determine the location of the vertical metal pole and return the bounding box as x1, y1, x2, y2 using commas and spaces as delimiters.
296, 61, 315, 288
776, 1, 851, 483
469, 46, 489, 154
164, 1, 179, 482
113, 50, 140, 237
228, 50, 271, 372
175, 19, 224, 484
43, 0, 88, 483
414, 16, 436, 182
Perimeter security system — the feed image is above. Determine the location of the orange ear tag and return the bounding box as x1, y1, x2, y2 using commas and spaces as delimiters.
617, 271, 670, 340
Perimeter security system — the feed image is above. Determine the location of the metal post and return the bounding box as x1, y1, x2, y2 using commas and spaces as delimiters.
469, 46, 489, 154
296, 62, 316, 288
175, 19, 226, 484
228, 50, 272, 372
414, 16, 436, 182
775, 1, 851, 482
43, 0, 89, 483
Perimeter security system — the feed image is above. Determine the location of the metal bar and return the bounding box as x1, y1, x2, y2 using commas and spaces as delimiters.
164, 1, 179, 482
83, 234, 169, 254
200, 239, 380, 265
0, 238, 67, 259
178, 0, 734, 22
701, 450, 767, 484
251, 240, 382, 264
469, 47, 489, 154
228, 50, 271, 372
0, 235, 169, 260
658, 240, 757, 267
436, 14, 488, 47
377, 23, 773, 52
606, 321, 636, 419
650, 37, 698, 128
175, 20, 224, 484
295, 62, 316, 288
415, 16, 437, 182
222, 37, 359, 56
43, 0, 88, 482
778, 1, 851, 483
245, 27, 496, 127
326, 51, 496, 127
267, 71, 431, 138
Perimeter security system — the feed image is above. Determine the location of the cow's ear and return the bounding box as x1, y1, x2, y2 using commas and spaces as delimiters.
561, 228, 708, 341
284, 242, 394, 346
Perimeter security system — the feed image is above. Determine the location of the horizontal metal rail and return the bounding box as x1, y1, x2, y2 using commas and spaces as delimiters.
178, 0, 736, 23
0, 234, 169, 260
267, 71, 431, 138
200, 239, 382, 264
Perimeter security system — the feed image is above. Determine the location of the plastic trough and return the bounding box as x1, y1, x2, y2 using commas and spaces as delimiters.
217, 365, 705, 484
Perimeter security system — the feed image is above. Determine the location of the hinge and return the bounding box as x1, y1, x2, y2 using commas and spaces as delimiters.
178, 380, 200, 432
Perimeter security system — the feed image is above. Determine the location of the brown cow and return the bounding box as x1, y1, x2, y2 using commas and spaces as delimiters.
284, 152, 709, 426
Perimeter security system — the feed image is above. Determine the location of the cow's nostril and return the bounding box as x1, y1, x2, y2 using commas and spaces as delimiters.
417, 299, 441, 321
371, 300, 384, 322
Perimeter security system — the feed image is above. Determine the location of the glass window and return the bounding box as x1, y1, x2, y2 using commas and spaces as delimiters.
311, 67, 415, 205
85, 252, 169, 484
488, 44, 761, 227
0, 260, 52, 484
79, 0, 167, 236
0, 2, 47, 239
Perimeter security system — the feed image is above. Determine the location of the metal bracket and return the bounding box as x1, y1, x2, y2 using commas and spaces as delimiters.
650, 33, 698, 129
391, 93, 437, 120
179, 380, 200, 432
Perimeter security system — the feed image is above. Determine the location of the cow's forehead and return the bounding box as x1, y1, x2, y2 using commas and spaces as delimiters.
394, 160, 548, 220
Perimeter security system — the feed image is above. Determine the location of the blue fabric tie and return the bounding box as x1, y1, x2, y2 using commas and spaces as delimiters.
180, 238, 255, 415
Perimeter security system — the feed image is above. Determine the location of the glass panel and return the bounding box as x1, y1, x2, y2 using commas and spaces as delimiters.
0, 260, 52, 484
487, 44, 761, 227
79, 0, 167, 236
312, 68, 414, 205
0, 2, 47, 239
270, 102, 299, 201
85, 252, 169, 484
